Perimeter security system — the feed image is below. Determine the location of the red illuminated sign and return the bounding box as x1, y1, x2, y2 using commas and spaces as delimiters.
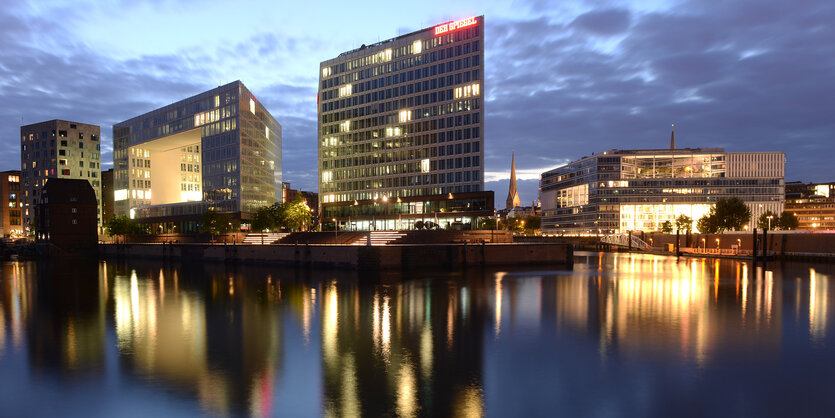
434, 17, 478, 35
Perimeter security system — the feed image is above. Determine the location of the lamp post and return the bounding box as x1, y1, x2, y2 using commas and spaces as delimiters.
715, 238, 720, 253
702, 238, 706, 252
767, 215, 774, 230
333, 218, 338, 239
737, 238, 741, 254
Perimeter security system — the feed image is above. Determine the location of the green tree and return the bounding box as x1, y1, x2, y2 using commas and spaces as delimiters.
251, 205, 280, 232
675, 215, 693, 232
523, 215, 541, 234
200, 209, 235, 240
280, 195, 312, 231
778, 211, 799, 230
712, 197, 751, 231
106, 215, 136, 243
696, 214, 720, 234
661, 220, 674, 234
757, 210, 778, 230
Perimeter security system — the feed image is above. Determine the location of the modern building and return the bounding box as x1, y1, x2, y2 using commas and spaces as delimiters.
35, 178, 98, 248
784, 181, 835, 230
318, 16, 491, 230
540, 147, 785, 234
101, 168, 114, 224
112, 81, 282, 232
20, 120, 102, 233
0, 170, 22, 237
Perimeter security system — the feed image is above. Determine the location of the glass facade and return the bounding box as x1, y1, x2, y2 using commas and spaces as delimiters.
113, 81, 281, 221
318, 17, 485, 211
540, 149, 785, 234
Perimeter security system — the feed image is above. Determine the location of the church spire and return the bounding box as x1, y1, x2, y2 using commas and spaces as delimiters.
506, 153, 521, 209
670, 123, 676, 150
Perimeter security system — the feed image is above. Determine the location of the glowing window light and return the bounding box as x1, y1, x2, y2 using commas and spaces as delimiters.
421, 159, 430, 173
322, 171, 333, 183
250, 98, 256, 114
339, 84, 352, 97
114, 189, 128, 201
413, 40, 422, 54
322, 67, 331, 77
399, 110, 412, 123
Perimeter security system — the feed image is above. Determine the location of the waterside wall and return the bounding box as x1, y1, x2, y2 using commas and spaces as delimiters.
100, 242, 573, 270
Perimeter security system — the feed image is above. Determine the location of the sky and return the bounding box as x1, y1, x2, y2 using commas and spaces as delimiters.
1, 0, 833, 205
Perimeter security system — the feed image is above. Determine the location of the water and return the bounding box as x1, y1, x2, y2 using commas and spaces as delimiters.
1, 252, 834, 417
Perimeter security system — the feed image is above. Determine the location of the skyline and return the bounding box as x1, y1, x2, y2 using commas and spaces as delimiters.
2, 0, 833, 204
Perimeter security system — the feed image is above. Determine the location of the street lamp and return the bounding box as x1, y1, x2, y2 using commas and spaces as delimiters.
333, 218, 338, 239
715, 238, 720, 252
702, 238, 706, 252
766, 215, 774, 230
737, 238, 741, 254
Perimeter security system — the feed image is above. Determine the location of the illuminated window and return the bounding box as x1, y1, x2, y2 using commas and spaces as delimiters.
339, 84, 352, 97
340, 120, 351, 132
322, 171, 333, 183
385, 127, 402, 137
250, 98, 256, 114
421, 159, 430, 173
322, 67, 331, 77
266, 126, 269, 139
454, 83, 481, 99
399, 110, 412, 122
413, 40, 422, 54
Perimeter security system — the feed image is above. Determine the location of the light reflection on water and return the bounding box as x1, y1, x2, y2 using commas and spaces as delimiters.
0, 252, 834, 417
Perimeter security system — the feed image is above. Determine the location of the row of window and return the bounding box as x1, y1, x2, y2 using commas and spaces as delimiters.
322, 70, 481, 114
322, 54, 482, 103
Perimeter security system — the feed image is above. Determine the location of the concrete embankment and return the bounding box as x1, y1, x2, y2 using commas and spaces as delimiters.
100, 242, 573, 270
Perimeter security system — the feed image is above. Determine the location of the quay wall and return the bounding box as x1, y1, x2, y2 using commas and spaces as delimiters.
100, 242, 573, 270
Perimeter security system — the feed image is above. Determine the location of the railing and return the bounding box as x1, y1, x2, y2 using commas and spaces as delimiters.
600, 234, 651, 251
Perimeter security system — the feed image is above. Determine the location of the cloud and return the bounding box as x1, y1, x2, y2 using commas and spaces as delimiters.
484, 0, 835, 204
570, 9, 631, 36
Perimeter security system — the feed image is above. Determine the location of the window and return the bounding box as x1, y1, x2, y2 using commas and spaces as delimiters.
59, 130, 67, 137
79, 133, 84, 139
60, 140, 67, 147
72, 219, 78, 225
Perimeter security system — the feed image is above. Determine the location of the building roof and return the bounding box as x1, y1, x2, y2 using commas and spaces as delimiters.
42, 178, 97, 205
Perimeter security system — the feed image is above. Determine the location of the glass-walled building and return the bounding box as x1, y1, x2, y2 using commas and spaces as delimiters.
113, 81, 281, 231
318, 16, 490, 230
540, 148, 785, 234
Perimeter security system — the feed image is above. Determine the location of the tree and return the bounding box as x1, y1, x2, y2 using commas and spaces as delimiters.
675, 215, 693, 232
778, 211, 799, 230
523, 216, 541, 234
712, 197, 751, 231
281, 195, 312, 231
251, 205, 281, 232
696, 214, 720, 234
200, 209, 235, 240
661, 220, 674, 234
106, 215, 137, 243
757, 210, 778, 230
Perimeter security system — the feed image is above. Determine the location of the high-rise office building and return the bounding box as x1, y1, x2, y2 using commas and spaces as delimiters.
20, 120, 102, 233
540, 148, 785, 234
318, 16, 491, 230
0, 170, 22, 237
113, 81, 281, 232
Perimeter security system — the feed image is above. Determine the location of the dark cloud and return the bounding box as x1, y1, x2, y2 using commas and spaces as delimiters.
486, 0, 835, 203
570, 9, 631, 36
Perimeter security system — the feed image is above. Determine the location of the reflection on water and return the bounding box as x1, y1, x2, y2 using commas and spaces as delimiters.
1, 253, 835, 416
